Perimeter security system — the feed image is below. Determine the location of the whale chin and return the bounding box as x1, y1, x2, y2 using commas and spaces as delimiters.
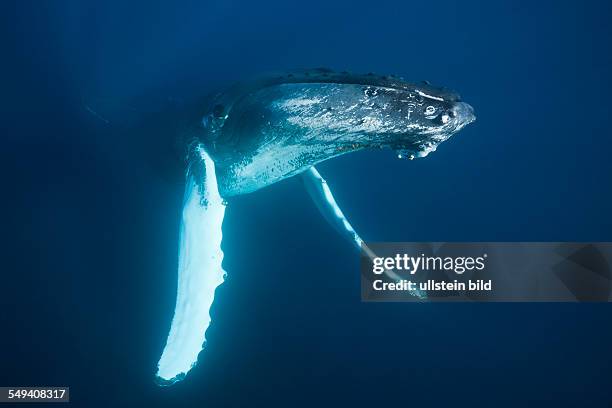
393, 140, 442, 160
395, 148, 431, 160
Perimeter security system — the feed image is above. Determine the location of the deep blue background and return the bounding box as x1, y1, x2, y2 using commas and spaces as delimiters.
2, 0, 612, 406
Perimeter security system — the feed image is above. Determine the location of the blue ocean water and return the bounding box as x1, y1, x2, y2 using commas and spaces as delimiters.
1, 0, 612, 406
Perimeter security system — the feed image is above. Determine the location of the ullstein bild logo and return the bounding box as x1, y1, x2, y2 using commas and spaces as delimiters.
360, 242, 612, 302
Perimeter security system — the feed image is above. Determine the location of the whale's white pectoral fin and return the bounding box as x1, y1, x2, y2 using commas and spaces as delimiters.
301, 166, 425, 299
300, 166, 378, 264
156, 147, 226, 385
301, 167, 362, 248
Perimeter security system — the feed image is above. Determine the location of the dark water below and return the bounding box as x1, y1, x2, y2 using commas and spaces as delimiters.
2, 0, 612, 406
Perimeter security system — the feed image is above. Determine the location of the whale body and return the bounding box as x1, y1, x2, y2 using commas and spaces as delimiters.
156, 69, 475, 384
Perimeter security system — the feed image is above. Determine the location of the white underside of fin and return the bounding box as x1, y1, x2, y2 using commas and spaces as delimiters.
301, 166, 425, 299
301, 167, 362, 247
156, 149, 226, 384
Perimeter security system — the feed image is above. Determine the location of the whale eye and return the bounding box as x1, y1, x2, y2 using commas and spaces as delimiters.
424, 106, 436, 115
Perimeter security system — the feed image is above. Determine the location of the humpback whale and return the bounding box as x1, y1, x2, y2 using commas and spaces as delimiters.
156, 69, 475, 384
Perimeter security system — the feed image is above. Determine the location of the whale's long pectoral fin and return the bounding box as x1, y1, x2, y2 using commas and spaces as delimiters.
301, 166, 425, 299
300, 167, 362, 248
156, 145, 227, 385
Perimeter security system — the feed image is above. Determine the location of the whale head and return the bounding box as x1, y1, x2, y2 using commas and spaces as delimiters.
195, 71, 475, 196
